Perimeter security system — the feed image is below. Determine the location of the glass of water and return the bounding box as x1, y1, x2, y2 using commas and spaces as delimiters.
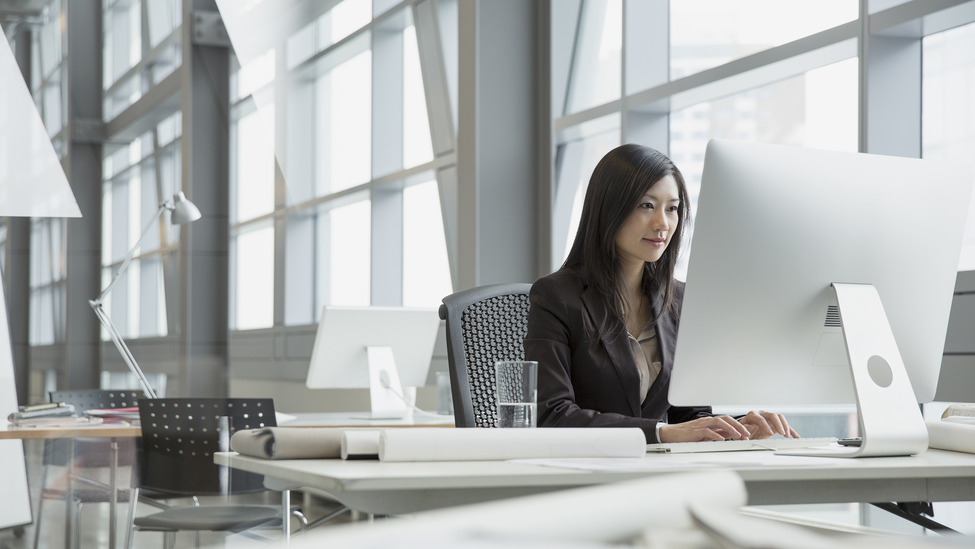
494, 361, 537, 428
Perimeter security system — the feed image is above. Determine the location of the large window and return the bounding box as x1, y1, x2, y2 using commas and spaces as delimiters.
99, 0, 183, 343
29, 219, 66, 346
28, 0, 67, 347
670, 0, 858, 79
923, 21, 975, 270
100, 113, 181, 339
227, 0, 453, 332
103, 0, 182, 120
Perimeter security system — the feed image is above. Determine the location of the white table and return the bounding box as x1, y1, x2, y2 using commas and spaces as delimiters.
279, 412, 454, 428
215, 448, 975, 516
2, 424, 140, 549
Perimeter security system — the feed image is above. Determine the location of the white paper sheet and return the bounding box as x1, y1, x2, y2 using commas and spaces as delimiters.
286, 471, 747, 547
378, 428, 646, 461
927, 420, 975, 454
511, 453, 851, 471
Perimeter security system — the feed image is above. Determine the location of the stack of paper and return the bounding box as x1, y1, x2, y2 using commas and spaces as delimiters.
927, 404, 975, 454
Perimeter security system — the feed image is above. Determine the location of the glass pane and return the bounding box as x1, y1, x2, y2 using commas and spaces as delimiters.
923, 22, 975, 270
104, 0, 142, 88
332, 0, 372, 43
285, 214, 315, 326
235, 105, 276, 222
556, 130, 621, 267
566, 0, 621, 114
670, 1, 858, 80
403, 181, 452, 307
669, 58, 858, 279
127, 258, 141, 337
235, 226, 275, 329
404, 25, 434, 169
235, 49, 276, 102
319, 51, 372, 194
147, 0, 180, 48
139, 256, 167, 337
329, 200, 371, 306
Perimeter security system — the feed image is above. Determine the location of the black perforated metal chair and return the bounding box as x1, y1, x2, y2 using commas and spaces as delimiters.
127, 398, 303, 549
33, 390, 144, 549
439, 283, 532, 428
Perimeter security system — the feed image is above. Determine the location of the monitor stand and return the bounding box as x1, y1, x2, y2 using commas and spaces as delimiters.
349, 346, 409, 420
781, 283, 929, 458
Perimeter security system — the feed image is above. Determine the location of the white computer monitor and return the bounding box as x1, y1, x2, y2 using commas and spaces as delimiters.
306, 306, 441, 418
670, 139, 974, 457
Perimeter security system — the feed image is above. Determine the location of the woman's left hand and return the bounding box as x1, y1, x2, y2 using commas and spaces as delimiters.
739, 410, 799, 439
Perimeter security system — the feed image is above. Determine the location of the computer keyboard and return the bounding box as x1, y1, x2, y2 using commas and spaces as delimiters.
647, 437, 837, 454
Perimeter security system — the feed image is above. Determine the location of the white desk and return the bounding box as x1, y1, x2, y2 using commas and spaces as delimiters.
215, 448, 975, 516
279, 412, 453, 428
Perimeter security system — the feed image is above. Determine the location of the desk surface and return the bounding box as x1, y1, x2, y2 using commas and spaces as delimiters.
280, 412, 454, 428
0, 411, 452, 440
0, 424, 141, 440
215, 448, 975, 515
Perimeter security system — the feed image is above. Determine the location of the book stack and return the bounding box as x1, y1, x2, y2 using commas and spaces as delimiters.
926, 404, 975, 454
7, 403, 104, 428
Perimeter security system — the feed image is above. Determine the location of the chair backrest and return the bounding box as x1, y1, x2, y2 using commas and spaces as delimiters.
50, 389, 143, 412
137, 398, 276, 496
439, 283, 532, 428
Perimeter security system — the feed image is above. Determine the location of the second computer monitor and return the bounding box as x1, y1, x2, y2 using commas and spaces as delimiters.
305, 306, 441, 389
669, 140, 973, 407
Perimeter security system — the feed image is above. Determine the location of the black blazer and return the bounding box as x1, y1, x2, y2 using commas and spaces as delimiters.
524, 267, 711, 443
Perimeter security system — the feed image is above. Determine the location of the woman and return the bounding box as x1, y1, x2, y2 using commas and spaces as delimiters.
524, 144, 799, 444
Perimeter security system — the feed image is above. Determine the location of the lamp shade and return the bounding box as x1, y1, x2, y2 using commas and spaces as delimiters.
171, 192, 202, 224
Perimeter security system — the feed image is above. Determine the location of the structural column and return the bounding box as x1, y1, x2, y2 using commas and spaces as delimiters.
179, 0, 230, 396
63, 0, 103, 390
8, 27, 33, 404
456, 0, 540, 289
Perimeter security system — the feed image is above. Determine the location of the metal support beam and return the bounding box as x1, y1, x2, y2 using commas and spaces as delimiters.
456, 0, 539, 289
8, 27, 32, 404
63, 0, 103, 391
866, 35, 921, 158
179, 0, 230, 396
536, 0, 553, 278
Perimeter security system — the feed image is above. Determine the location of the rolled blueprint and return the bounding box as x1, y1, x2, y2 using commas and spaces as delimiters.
341, 430, 381, 460
231, 427, 361, 459
927, 420, 975, 454
378, 427, 646, 461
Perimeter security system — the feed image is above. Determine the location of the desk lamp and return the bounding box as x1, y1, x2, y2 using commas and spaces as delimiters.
90, 191, 202, 398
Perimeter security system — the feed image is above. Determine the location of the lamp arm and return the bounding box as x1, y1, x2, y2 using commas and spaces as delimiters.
95, 201, 172, 304
89, 301, 158, 398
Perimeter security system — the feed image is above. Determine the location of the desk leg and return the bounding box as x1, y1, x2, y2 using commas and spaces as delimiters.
282, 489, 290, 547
64, 439, 74, 549
109, 438, 118, 549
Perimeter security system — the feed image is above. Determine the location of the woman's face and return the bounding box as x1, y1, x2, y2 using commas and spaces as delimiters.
614, 174, 680, 267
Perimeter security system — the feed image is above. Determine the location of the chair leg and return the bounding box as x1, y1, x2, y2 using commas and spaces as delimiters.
124, 488, 139, 549
72, 502, 83, 549
163, 531, 176, 549
31, 495, 45, 549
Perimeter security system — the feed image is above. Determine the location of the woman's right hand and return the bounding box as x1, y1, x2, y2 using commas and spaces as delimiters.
657, 416, 751, 443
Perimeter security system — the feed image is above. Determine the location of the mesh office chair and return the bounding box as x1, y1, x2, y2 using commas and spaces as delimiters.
439, 283, 532, 427
33, 390, 143, 549
127, 398, 303, 549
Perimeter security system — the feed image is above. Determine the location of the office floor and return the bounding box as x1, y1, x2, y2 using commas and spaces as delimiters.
0, 440, 351, 549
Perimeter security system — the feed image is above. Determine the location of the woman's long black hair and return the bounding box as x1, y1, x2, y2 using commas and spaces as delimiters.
562, 143, 690, 340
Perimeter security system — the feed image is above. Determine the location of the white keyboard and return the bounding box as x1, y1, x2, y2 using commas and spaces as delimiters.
647, 437, 837, 454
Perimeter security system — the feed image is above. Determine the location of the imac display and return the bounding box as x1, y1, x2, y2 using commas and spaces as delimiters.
670, 140, 973, 456
306, 306, 441, 418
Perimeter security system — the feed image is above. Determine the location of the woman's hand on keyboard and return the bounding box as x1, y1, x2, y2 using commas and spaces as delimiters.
658, 416, 752, 443
740, 410, 800, 440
